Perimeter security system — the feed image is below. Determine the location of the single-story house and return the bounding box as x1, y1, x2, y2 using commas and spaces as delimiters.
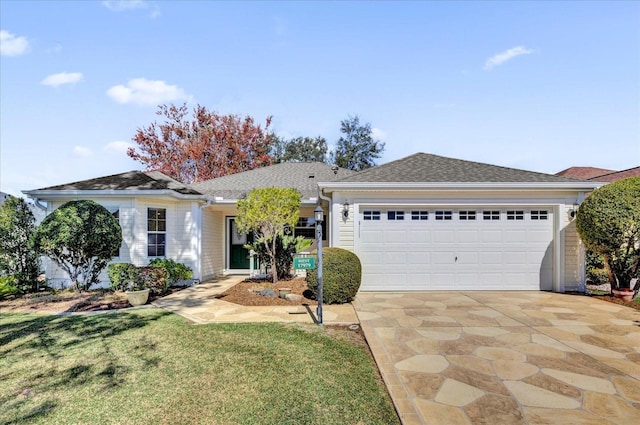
24, 153, 601, 292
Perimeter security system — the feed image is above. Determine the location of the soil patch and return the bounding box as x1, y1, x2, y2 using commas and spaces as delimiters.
0, 287, 187, 313
217, 277, 317, 306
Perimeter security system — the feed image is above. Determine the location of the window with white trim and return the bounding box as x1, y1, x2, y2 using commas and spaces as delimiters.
147, 208, 166, 257
459, 211, 476, 221
294, 217, 326, 240
507, 210, 524, 220
363, 211, 381, 221
435, 211, 452, 221
387, 211, 405, 221
531, 210, 549, 220
483, 210, 500, 221
411, 211, 429, 221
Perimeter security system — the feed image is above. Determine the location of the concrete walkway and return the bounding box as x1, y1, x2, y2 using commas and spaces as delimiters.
152, 276, 358, 325
354, 291, 640, 425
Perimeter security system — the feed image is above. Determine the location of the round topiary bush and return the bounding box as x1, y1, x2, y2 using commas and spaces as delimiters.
306, 247, 362, 304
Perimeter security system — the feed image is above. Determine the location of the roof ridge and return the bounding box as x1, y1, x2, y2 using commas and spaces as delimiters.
588, 165, 640, 180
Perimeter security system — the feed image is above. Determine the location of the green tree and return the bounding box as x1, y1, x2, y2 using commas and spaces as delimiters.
32, 200, 122, 291
330, 115, 385, 171
272, 136, 328, 163
0, 197, 40, 292
576, 176, 640, 291
235, 188, 300, 283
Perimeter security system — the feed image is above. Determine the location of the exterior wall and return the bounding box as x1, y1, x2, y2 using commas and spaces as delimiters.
41, 197, 200, 289
330, 189, 587, 293
201, 208, 224, 280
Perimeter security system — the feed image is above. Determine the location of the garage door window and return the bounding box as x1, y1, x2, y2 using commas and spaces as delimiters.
411, 211, 429, 220
507, 210, 524, 220
531, 210, 548, 220
387, 211, 405, 220
459, 210, 476, 220
483, 210, 500, 220
363, 211, 381, 221
435, 211, 453, 220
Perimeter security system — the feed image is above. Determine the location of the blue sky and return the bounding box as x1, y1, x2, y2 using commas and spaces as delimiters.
1, 0, 639, 196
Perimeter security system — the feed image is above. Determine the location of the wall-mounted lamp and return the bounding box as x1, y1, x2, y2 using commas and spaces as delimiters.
569, 202, 579, 219
342, 201, 350, 219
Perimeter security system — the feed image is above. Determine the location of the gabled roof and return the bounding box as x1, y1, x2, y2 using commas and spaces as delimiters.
555, 166, 617, 180
588, 166, 640, 182
332, 153, 585, 184
25, 171, 202, 196
190, 162, 355, 200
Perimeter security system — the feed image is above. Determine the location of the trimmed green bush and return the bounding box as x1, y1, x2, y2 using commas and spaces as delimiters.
107, 263, 169, 295
149, 258, 192, 284
306, 248, 362, 304
0, 275, 19, 299
107, 263, 135, 291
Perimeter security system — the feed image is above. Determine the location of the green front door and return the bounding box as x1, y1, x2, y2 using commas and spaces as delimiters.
229, 218, 254, 270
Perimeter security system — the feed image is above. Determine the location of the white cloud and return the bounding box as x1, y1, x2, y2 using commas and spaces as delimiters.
102, 0, 147, 11
73, 146, 92, 157
104, 140, 134, 155
0, 30, 29, 56
371, 127, 387, 141
484, 46, 533, 71
102, 1, 160, 18
107, 78, 190, 106
41, 72, 83, 87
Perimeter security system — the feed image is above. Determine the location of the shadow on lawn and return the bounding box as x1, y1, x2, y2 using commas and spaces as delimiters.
0, 310, 169, 424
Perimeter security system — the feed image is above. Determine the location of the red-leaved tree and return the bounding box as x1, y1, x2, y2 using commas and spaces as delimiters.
128, 103, 275, 183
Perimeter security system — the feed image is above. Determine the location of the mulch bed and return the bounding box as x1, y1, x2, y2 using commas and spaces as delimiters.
217, 277, 317, 306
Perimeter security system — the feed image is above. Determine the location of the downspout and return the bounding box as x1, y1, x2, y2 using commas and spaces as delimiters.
317, 187, 332, 246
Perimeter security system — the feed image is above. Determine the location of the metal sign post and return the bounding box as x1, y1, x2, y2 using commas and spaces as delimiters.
314, 205, 324, 326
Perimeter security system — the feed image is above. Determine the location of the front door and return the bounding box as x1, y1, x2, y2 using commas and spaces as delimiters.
228, 217, 254, 270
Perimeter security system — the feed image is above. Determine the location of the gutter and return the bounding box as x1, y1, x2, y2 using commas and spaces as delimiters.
317, 181, 604, 192
22, 189, 205, 201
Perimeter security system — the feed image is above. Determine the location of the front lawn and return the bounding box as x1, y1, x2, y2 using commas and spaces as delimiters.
0, 310, 399, 425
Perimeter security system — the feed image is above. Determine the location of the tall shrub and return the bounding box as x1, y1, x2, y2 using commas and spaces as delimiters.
0, 197, 40, 292
306, 248, 362, 304
576, 176, 640, 290
33, 200, 122, 291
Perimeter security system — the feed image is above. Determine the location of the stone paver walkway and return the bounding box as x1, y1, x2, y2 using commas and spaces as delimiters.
153, 276, 358, 325
354, 291, 640, 425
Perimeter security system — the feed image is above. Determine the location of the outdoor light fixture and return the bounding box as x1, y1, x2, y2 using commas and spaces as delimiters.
314, 206, 324, 223
570, 202, 579, 219
342, 201, 349, 219
314, 205, 324, 326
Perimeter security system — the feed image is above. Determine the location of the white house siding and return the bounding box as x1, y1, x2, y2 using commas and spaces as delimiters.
201, 208, 223, 281
42, 197, 199, 288
331, 189, 585, 293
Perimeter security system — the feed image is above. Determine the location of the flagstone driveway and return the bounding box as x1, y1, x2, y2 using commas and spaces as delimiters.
353, 291, 640, 425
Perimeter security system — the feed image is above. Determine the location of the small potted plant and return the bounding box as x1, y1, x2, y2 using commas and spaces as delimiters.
123, 267, 150, 306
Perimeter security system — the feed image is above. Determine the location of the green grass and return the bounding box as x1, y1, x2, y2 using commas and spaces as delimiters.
0, 310, 399, 425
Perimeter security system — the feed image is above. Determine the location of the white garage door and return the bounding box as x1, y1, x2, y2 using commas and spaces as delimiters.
356, 207, 553, 291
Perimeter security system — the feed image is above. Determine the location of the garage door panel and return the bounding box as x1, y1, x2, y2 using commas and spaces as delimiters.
457, 230, 479, 243
480, 230, 503, 243
357, 207, 554, 291
481, 252, 503, 264
385, 230, 407, 243
385, 252, 407, 265
456, 252, 479, 264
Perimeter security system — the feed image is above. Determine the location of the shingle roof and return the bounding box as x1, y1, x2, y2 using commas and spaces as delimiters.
33, 170, 202, 195
588, 166, 640, 182
190, 162, 356, 199
555, 166, 617, 179
335, 153, 585, 183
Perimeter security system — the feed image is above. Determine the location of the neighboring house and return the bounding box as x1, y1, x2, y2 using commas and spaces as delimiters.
24, 153, 600, 292
555, 166, 616, 180
555, 165, 640, 183
0, 191, 47, 223
587, 166, 640, 183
